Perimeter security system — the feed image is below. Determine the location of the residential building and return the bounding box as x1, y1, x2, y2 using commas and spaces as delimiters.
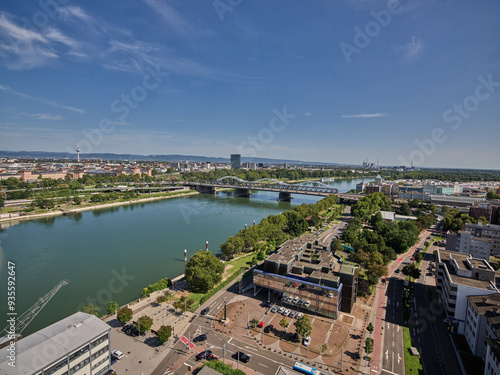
445, 231, 492, 260
470, 203, 500, 225
435, 250, 499, 334
484, 339, 500, 375
253, 235, 358, 317
465, 293, 500, 360
0, 312, 111, 375
230, 154, 241, 169
465, 223, 500, 257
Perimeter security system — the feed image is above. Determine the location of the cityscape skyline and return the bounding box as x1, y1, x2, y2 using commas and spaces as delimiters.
0, 1, 499, 169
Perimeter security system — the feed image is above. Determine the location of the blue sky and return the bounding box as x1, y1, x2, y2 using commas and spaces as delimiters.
0, 0, 499, 169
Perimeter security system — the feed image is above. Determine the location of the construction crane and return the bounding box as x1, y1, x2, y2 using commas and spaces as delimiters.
0, 280, 69, 346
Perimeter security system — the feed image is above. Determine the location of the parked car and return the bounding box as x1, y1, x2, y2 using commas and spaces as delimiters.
327, 292, 334, 298
278, 307, 285, 314
193, 334, 207, 343
271, 305, 279, 313
121, 324, 133, 332
299, 298, 305, 305
292, 297, 300, 304
233, 352, 250, 363
112, 350, 124, 360
289, 311, 297, 319
303, 336, 311, 346
261, 301, 272, 308
283, 293, 289, 299
283, 309, 291, 316
200, 307, 210, 315
286, 297, 293, 303
304, 300, 311, 307
296, 312, 304, 320
264, 324, 273, 333
395, 269, 401, 273
195, 350, 213, 361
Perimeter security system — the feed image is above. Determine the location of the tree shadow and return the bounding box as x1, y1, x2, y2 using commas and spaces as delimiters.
344, 350, 361, 361
350, 333, 362, 340
107, 319, 123, 328
144, 336, 164, 348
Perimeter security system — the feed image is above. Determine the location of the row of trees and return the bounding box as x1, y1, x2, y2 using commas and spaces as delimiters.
442, 208, 486, 232
220, 195, 340, 258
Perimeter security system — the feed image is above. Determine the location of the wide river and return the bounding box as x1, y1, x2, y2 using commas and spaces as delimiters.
0, 178, 369, 336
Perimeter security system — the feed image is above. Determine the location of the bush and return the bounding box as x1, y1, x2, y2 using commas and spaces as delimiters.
203, 360, 246, 375
142, 277, 171, 296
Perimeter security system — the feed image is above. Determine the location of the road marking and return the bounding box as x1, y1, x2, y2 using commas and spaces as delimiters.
259, 363, 269, 368
392, 341, 394, 347
228, 338, 233, 344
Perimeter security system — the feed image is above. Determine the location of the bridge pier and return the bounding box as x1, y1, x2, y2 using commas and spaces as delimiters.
278, 192, 292, 201
195, 185, 216, 194
235, 188, 251, 198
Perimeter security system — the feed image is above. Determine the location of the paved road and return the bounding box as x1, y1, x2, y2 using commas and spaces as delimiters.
381, 278, 405, 375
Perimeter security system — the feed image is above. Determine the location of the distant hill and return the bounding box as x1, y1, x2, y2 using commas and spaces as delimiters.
0, 150, 343, 166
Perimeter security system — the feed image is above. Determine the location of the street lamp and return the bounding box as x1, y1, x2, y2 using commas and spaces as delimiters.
222, 297, 227, 321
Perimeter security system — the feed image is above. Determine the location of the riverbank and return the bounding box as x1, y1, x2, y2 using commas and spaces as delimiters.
0, 190, 200, 224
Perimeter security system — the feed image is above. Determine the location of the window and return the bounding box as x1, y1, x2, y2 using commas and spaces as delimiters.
91, 334, 108, 348
69, 345, 89, 362
70, 358, 90, 374
45, 359, 67, 375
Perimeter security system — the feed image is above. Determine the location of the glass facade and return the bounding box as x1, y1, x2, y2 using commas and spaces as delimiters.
253, 269, 340, 319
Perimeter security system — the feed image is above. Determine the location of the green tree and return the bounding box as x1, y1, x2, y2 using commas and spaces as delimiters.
279, 317, 289, 332
402, 264, 421, 280
73, 196, 82, 205
156, 325, 172, 343
331, 238, 344, 253
414, 252, 423, 263
398, 202, 412, 216
367, 322, 374, 335
173, 295, 195, 312
249, 318, 260, 328
441, 205, 449, 214
137, 315, 153, 332
321, 343, 328, 353
82, 304, 99, 316
294, 314, 312, 339
107, 301, 119, 315
116, 307, 133, 323
185, 250, 224, 293
364, 337, 374, 357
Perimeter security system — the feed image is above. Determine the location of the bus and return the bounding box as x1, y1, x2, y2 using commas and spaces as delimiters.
293, 361, 320, 375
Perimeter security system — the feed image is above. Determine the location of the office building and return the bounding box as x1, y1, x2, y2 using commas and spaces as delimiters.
230, 154, 241, 169
253, 235, 358, 317
465, 223, 500, 257
445, 231, 492, 260
0, 312, 111, 375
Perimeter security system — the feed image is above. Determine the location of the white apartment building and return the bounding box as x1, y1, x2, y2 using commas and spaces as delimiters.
466, 222, 500, 257
436, 250, 499, 335
0, 312, 111, 375
465, 294, 500, 360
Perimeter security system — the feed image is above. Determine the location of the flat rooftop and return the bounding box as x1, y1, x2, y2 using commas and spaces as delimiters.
439, 250, 497, 289
0, 312, 110, 375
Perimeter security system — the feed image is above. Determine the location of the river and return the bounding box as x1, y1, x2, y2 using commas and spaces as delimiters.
0, 178, 369, 336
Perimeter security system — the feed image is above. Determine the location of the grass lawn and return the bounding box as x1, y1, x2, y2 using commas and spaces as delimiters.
403, 326, 424, 375
432, 236, 445, 242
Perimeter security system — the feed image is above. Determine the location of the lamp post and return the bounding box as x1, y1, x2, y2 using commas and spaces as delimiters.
222, 297, 227, 321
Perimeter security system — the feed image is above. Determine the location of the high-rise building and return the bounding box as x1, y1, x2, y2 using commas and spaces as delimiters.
230, 154, 241, 169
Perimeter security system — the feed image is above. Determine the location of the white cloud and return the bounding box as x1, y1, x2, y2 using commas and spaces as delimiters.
45, 28, 80, 49
143, 0, 194, 35
396, 36, 424, 62
341, 113, 388, 118
58, 6, 92, 23
0, 85, 85, 114
29, 113, 64, 120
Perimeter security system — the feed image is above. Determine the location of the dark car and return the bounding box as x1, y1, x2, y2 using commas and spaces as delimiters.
264, 324, 273, 333
291, 332, 300, 343
200, 307, 210, 315
233, 351, 250, 363
261, 301, 272, 308
195, 350, 212, 361
121, 324, 133, 332
193, 334, 207, 343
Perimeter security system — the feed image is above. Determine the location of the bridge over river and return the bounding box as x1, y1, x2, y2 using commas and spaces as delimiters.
165, 177, 363, 202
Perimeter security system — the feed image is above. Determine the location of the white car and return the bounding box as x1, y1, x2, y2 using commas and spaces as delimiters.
304, 300, 311, 307
283, 309, 291, 316
278, 307, 285, 314
296, 312, 304, 319
303, 336, 311, 346
327, 293, 334, 298
292, 297, 300, 304
112, 350, 124, 360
